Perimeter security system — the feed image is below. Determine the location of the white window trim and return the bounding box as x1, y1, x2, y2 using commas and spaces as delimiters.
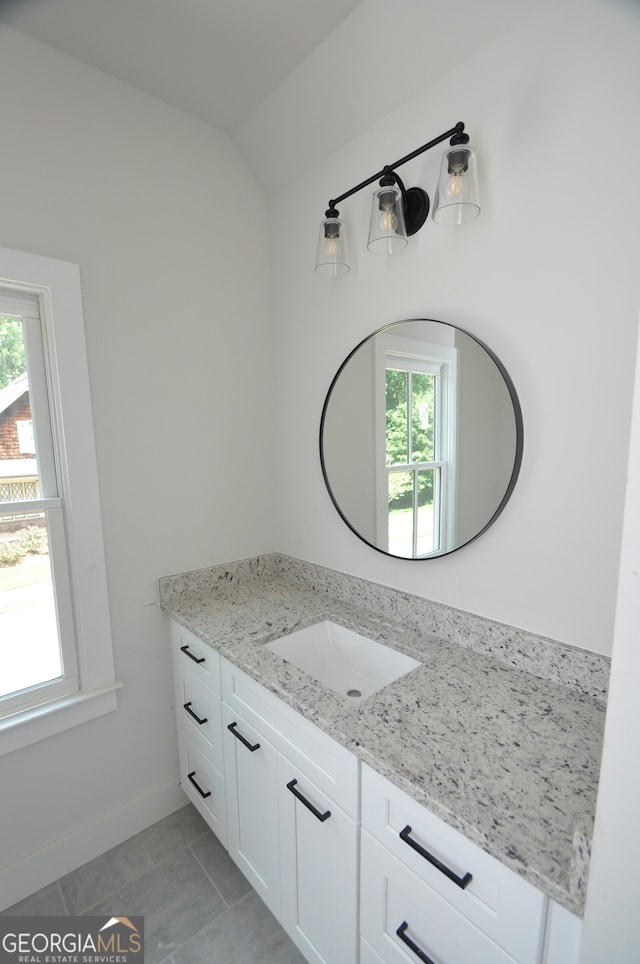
0, 246, 120, 757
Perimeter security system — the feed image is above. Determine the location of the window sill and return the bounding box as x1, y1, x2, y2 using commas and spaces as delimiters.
0, 682, 122, 758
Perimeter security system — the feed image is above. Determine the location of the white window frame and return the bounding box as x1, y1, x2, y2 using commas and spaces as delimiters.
374, 334, 458, 556
0, 246, 120, 757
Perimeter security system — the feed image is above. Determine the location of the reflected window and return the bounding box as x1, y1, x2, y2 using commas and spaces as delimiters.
377, 337, 457, 557
320, 318, 522, 560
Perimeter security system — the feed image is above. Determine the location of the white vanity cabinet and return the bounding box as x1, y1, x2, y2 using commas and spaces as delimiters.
169, 620, 584, 964
360, 765, 547, 964
221, 656, 360, 964
171, 621, 227, 846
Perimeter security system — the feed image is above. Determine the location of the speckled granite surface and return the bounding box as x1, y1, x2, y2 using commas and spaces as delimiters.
160, 553, 608, 917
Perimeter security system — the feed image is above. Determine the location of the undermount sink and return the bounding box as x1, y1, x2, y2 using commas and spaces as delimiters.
265, 620, 420, 701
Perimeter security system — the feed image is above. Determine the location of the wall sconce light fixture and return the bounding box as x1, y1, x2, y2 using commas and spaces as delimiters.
315, 122, 480, 275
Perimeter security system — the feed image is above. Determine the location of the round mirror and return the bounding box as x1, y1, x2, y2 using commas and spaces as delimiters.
320, 319, 523, 559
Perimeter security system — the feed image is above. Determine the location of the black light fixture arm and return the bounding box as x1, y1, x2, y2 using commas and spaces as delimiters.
326, 122, 465, 213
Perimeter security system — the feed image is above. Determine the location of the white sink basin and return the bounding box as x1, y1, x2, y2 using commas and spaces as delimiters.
265, 620, 420, 701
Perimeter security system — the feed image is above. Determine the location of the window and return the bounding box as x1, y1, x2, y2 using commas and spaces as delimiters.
375, 334, 457, 557
0, 246, 119, 756
16, 419, 35, 454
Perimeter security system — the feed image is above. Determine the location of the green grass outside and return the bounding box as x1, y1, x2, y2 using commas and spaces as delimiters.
0, 555, 51, 592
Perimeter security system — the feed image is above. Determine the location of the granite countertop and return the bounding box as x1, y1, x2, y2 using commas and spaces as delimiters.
160, 554, 607, 918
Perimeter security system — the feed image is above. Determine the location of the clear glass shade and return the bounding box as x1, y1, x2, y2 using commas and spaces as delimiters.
315, 215, 350, 275
367, 183, 408, 254
432, 145, 481, 225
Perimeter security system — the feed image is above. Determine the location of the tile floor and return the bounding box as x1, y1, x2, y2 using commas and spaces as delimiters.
2, 803, 307, 964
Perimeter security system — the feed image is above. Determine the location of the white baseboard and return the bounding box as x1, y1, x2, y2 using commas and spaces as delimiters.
0, 777, 189, 911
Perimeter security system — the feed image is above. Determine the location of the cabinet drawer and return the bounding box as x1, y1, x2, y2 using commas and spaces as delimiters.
362, 765, 545, 964
171, 619, 221, 694
361, 830, 519, 964
174, 665, 224, 770
221, 657, 359, 818
177, 727, 226, 847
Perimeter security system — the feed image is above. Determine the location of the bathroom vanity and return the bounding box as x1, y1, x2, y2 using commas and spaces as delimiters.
161, 553, 607, 964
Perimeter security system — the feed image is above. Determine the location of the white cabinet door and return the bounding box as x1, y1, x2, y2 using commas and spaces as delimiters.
221, 655, 360, 961
222, 701, 281, 918
278, 754, 359, 964
542, 902, 582, 964
361, 939, 387, 964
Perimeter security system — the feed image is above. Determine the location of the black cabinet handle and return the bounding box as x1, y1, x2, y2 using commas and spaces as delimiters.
227, 721, 260, 752
187, 770, 211, 799
399, 825, 472, 889
183, 701, 208, 725
287, 779, 331, 822
180, 644, 205, 664
396, 922, 436, 964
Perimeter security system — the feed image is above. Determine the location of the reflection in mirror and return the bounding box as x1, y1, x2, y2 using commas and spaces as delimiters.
320, 319, 523, 559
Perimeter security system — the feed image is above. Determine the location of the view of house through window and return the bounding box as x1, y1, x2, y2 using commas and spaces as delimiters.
0, 309, 70, 711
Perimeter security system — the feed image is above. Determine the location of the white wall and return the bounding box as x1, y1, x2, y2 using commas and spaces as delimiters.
0, 27, 273, 905
322, 338, 377, 544
456, 330, 517, 547
270, 0, 640, 657
581, 311, 640, 961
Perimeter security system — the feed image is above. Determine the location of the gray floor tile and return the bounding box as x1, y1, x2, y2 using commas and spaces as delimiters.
172, 890, 307, 964
5, 808, 309, 963
86, 846, 226, 964
1, 881, 67, 916
189, 832, 251, 907
60, 804, 208, 914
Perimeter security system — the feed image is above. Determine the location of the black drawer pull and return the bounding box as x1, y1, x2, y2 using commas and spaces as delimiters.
227, 721, 260, 752
180, 644, 205, 664
287, 779, 331, 822
399, 825, 472, 889
187, 770, 211, 799
183, 701, 208, 725
396, 922, 436, 964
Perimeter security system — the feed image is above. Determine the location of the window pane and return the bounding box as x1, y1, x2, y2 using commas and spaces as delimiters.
0, 514, 62, 701
0, 315, 26, 391
416, 468, 436, 556
0, 315, 40, 503
386, 369, 408, 465
411, 371, 435, 463
387, 469, 413, 558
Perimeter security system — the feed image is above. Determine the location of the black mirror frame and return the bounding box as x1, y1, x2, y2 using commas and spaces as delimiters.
319, 318, 524, 560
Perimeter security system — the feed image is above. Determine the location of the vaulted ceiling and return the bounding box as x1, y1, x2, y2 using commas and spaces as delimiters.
0, 0, 547, 194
